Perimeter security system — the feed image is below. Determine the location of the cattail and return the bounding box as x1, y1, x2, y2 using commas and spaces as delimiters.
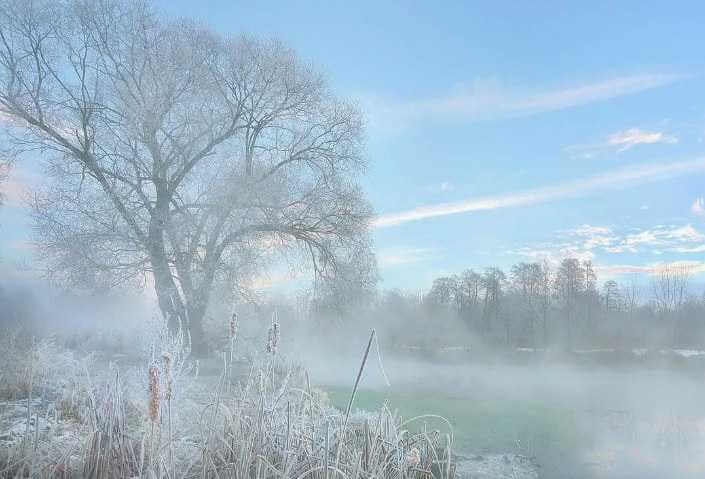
266, 328, 273, 354
161, 352, 172, 402
406, 447, 421, 468
266, 313, 280, 355
148, 364, 161, 423
229, 313, 238, 342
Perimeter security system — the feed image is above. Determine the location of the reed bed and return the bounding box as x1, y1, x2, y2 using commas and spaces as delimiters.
0, 323, 456, 479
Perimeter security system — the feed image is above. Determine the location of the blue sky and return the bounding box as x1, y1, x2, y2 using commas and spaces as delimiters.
2, 0, 705, 293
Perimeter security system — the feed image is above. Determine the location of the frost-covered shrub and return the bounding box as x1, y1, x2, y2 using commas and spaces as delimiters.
0, 330, 89, 401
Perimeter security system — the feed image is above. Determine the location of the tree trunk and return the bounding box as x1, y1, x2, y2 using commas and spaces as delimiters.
151, 255, 210, 358
148, 212, 210, 358
187, 298, 209, 358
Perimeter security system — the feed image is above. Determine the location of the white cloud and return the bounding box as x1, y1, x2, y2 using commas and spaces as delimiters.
510, 223, 705, 271
368, 73, 684, 129
622, 224, 704, 250
509, 74, 682, 114
565, 127, 678, 159
598, 260, 705, 277
561, 224, 617, 250
672, 244, 705, 253
589, 224, 704, 254
375, 157, 705, 228
692, 197, 705, 217
569, 224, 613, 236
377, 247, 437, 267
608, 128, 678, 152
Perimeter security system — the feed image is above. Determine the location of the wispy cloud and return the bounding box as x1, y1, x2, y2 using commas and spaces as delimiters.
377, 247, 437, 267
671, 244, 705, 253
692, 197, 705, 217
606, 224, 705, 253
375, 157, 705, 228
598, 260, 705, 277
565, 127, 679, 159
368, 73, 684, 129
608, 128, 678, 152
511, 222, 705, 270
568, 224, 613, 236
508, 74, 682, 113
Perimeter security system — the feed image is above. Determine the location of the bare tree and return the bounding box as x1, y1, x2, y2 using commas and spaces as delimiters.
602, 280, 620, 315
0, 0, 373, 354
651, 264, 692, 346
425, 276, 459, 316
582, 260, 599, 330
554, 258, 584, 349
481, 267, 506, 342
457, 269, 482, 329
621, 275, 640, 321
310, 247, 377, 320
510, 262, 542, 347
651, 265, 691, 317
537, 260, 553, 347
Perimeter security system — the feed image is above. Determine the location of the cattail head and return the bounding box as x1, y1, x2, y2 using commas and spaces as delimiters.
148, 364, 161, 423
229, 313, 238, 341
161, 352, 172, 402
266, 315, 280, 355
406, 447, 421, 468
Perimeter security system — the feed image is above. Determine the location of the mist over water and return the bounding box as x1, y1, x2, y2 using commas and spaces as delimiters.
272, 313, 705, 479
2, 1, 705, 478
297, 343, 705, 478
4, 250, 705, 478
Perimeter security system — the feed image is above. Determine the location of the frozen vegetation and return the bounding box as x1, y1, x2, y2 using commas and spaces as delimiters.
0, 317, 465, 478
1, 1, 704, 478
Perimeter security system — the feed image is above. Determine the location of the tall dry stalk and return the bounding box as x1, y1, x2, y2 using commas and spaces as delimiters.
229, 313, 238, 363
148, 363, 161, 474
228, 312, 239, 394
266, 312, 280, 356
344, 329, 376, 432
162, 352, 174, 479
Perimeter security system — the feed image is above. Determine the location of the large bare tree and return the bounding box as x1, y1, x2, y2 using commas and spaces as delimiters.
0, 0, 374, 354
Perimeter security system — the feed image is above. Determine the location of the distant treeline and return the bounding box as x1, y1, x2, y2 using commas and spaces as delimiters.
299, 259, 705, 352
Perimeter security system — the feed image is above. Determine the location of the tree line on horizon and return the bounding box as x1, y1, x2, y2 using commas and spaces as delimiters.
306, 258, 705, 352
